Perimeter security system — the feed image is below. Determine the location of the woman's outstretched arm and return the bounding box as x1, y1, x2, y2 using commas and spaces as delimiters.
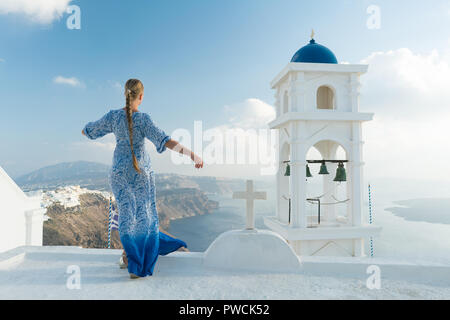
165, 139, 204, 169
82, 111, 113, 140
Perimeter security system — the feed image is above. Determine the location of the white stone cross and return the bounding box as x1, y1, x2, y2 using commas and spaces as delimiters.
232, 180, 267, 230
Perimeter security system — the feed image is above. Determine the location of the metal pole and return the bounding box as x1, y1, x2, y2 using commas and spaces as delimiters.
108, 195, 112, 249
368, 184, 374, 257
288, 198, 291, 224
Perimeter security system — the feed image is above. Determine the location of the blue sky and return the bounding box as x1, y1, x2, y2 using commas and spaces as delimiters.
0, 0, 450, 179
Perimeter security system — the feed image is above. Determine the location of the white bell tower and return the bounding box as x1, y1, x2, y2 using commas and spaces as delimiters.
263, 34, 381, 257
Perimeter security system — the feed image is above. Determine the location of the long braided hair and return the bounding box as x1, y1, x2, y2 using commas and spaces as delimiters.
124, 79, 144, 173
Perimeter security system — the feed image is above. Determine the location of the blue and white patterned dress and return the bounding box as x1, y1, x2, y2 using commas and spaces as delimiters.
83, 108, 187, 277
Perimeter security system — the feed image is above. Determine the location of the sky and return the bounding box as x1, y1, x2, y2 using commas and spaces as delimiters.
0, 0, 450, 187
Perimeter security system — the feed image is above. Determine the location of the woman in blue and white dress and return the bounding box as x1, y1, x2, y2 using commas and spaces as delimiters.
82, 79, 203, 278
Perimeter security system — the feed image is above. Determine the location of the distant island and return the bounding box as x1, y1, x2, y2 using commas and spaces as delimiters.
385, 198, 450, 225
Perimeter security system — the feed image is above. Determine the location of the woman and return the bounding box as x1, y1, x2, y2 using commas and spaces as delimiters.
82, 79, 203, 278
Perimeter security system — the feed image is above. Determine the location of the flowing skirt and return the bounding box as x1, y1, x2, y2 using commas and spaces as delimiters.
110, 166, 187, 277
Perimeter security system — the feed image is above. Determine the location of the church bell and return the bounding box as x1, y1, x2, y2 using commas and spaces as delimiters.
333, 162, 347, 182
318, 161, 329, 175
306, 164, 313, 178
284, 163, 290, 176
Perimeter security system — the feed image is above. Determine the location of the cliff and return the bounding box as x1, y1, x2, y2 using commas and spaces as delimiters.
43, 189, 218, 249
157, 188, 219, 229
156, 174, 243, 195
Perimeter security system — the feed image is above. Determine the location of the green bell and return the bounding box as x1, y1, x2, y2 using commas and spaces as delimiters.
306, 164, 313, 178
318, 161, 329, 175
284, 163, 290, 176
333, 162, 347, 182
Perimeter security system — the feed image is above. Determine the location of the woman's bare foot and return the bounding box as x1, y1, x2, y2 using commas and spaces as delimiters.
119, 251, 128, 269
123, 253, 141, 278
178, 246, 190, 252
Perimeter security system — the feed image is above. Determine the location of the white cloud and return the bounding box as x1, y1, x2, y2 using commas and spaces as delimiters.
191, 98, 278, 177
360, 48, 450, 117
223, 98, 276, 129
364, 114, 450, 182
368, 48, 448, 93
0, 0, 73, 24
359, 48, 450, 182
53, 76, 83, 87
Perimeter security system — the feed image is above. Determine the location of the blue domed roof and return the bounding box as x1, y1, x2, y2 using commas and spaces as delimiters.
291, 39, 338, 64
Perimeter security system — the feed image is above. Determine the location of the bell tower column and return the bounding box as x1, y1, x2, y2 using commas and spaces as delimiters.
289, 122, 307, 228
296, 72, 306, 112
276, 159, 282, 222
288, 73, 297, 112
350, 73, 361, 112
274, 88, 281, 117
351, 122, 364, 227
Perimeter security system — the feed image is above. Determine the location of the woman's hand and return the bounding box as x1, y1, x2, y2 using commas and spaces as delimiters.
165, 139, 204, 169
191, 153, 204, 169
81, 129, 86, 136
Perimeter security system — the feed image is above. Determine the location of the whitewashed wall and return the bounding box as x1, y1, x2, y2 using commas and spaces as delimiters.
0, 167, 45, 253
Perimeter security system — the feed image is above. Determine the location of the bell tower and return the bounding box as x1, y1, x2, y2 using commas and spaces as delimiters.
263, 33, 381, 257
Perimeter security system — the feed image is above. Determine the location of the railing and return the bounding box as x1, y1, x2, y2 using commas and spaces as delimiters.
306, 198, 321, 225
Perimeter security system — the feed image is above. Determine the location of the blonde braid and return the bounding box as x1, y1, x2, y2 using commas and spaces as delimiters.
124, 79, 144, 173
